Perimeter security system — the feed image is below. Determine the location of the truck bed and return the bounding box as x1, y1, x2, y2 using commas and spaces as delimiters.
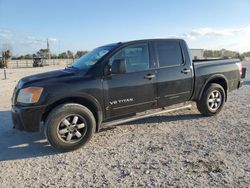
192, 58, 241, 100
193, 58, 240, 64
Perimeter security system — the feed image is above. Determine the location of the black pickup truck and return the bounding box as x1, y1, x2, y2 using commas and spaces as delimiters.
11, 39, 245, 151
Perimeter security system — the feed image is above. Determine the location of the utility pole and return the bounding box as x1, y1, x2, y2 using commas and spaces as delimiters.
47, 38, 51, 59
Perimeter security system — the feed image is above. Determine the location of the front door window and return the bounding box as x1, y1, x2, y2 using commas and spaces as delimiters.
109, 43, 150, 73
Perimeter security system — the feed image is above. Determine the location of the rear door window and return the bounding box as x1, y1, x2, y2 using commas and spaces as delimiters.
156, 41, 183, 67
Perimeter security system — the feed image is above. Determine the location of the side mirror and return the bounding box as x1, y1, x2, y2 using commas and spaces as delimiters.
111, 59, 126, 74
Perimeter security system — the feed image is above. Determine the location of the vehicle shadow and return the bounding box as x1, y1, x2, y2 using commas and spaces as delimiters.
0, 111, 58, 161
1, 110, 205, 161
126, 113, 205, 125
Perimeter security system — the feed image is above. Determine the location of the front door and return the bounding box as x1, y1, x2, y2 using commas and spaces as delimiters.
103, 42, 157, 118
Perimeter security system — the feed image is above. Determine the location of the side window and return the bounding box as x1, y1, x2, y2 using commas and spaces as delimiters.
109, 43, 150, 73
156, 42, 183, 67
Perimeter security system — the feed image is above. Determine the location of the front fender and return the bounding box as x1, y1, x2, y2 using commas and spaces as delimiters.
43, 92, 103, 132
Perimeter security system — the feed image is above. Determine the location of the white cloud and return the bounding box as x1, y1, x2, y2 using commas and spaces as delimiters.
177, 26, 250, 40
48, 38, 57, 42
174, 26, 250, 52
0, 29, 12, 38
0, 29, 57, 55
1, 26, 250, 54
23, 36, 45, 45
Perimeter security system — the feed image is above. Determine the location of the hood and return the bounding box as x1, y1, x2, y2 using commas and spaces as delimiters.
20, 68, 81, 87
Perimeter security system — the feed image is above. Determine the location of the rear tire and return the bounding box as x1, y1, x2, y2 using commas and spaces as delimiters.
44, 103, 96, 152
196, 83, 225, 116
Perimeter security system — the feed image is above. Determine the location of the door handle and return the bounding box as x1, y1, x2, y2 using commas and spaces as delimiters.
144, 74, 155, 80
181, 68, 191, 74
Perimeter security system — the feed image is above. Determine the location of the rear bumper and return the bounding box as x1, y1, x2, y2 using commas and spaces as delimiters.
238, 67, 247, 88
11, 105, 46, 132
238, 80, 244, 88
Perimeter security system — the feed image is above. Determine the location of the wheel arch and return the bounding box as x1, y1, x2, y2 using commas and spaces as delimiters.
198, 74, 228, 101
42, 95, 103, 132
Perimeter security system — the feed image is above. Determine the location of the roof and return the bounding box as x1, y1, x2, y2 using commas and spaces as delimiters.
103, 38, 185, 48
122, 38, 185, 44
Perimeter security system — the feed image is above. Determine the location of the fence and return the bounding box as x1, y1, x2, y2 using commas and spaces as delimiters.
7, 59, 75, 68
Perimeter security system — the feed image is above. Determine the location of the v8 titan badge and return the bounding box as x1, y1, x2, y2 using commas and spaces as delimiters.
110, 98, 134, 105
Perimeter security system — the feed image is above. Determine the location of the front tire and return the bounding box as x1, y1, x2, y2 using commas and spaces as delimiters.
44, 103, 96, 152
196, 83, 226, 116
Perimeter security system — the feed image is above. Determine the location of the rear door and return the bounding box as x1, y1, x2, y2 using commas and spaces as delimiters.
154, 40, 193, 107
103, 42, 157, 118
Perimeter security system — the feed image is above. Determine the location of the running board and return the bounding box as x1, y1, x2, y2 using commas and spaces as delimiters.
102, 104, 192, 128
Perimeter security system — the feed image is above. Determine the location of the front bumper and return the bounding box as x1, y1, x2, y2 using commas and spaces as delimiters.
11, 105, 46, 132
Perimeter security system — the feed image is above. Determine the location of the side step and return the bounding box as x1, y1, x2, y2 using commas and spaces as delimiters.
102, 104, 192, 128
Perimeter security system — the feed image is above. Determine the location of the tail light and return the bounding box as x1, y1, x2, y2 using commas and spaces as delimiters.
236, 62, 242, 76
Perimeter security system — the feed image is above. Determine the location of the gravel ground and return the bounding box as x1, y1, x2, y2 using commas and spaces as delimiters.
0, 63, 249, 187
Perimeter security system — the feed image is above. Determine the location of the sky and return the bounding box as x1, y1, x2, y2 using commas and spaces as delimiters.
0, 0, 250, 55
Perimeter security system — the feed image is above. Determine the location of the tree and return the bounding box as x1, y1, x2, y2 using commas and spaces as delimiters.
24, 54, 33, 59
75, 51, 88, 58
50, 54, 58, 59
1, 43, 13, 59
234, 53, 244, 61
66, 50, 74, 59
57, 50, 75, 59
36, 48, 49, 58
213, 50, 222, 57
2, 49, 12, 60
242, 51, 250, 57
204, 49, 240, 58
204, 50, 213, 58
58, 52, 68, 59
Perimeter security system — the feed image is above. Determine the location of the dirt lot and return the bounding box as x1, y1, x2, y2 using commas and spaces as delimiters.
0, 63, 249, 187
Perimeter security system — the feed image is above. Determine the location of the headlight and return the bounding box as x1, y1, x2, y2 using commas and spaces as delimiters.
17, 87, 43, 104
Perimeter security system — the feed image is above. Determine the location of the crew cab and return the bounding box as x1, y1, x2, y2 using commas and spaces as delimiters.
11, 39, 245, 151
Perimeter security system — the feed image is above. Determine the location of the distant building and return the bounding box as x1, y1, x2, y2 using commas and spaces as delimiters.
190, 49, 204, 60
245, 56, 250, 61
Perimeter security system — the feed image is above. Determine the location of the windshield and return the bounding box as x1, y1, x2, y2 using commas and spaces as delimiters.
71, 46, 114, 70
